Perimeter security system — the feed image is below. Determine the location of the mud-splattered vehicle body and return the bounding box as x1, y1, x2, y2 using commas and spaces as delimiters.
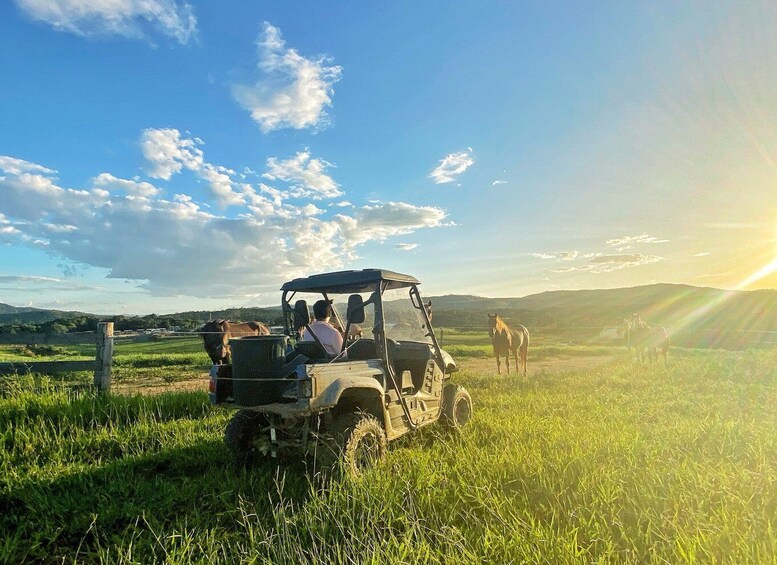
210, 269, 472, 473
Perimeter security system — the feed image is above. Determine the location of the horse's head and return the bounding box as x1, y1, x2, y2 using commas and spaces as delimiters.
198, 320, 230, 364
487, 313, 498, 339
424, 300, 433, 322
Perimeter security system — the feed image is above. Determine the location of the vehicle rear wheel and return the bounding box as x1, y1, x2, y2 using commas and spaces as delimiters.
224, 410, 268, 463
316, 413, 387, 476
441, 384, 472, 430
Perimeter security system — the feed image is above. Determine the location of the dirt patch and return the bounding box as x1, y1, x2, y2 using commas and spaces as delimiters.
113, 353, 618, 395
459, 354, 616, 375
114, 376, 208, 396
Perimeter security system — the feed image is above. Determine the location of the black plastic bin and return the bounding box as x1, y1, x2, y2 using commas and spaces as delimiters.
230, 335, 290, 406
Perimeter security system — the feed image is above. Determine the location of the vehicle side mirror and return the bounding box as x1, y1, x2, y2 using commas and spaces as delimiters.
294, 300, 310, 330
347, 294, 365, 324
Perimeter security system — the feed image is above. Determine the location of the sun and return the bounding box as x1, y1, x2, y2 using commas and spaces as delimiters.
736, 222, 777, 290
736, 256, 777, 290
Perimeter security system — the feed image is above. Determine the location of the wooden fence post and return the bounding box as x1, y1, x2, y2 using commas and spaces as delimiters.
94, 322, 114, 392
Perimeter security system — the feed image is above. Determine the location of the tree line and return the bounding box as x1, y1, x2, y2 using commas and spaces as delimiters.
0, 308, 283, 334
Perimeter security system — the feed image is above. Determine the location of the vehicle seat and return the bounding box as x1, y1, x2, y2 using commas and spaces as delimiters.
347, 339, 377, 360
295, 341, 331, 361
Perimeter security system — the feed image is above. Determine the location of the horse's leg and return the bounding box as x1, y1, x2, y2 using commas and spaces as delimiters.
505, 351, 510, 374
521, 343, 527, 376
495, 353, 501, 375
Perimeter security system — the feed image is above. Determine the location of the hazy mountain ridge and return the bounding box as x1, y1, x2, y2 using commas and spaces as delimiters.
426, 284, 777, 348
2, 283, 776, 345
0, 303, 42, 315
0, 303, 92, 325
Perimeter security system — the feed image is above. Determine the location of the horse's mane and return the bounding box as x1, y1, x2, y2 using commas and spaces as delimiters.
488, 313, 508, 333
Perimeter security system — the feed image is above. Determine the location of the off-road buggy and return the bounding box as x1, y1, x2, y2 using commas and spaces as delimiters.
209, 269, 472, 474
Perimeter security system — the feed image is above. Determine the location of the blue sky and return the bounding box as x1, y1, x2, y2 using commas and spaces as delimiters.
1, 1, 776, 314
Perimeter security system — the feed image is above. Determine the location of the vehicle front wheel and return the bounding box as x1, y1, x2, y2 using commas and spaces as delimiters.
441, 384, 472, 431
316, 413, 387, 476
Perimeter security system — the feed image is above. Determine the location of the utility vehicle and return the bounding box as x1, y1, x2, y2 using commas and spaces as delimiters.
209, 269, 472, 474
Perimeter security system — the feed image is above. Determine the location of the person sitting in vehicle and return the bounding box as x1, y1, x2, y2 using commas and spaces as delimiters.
300, 299, 344, 356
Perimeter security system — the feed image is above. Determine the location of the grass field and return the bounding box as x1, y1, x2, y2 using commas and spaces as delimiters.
1, 337, 776, 563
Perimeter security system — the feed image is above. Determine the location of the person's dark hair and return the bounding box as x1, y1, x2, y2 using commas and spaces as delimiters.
313, 299, 333, 320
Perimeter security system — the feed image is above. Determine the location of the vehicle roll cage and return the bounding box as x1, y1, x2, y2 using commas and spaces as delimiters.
279, 269, 446, 430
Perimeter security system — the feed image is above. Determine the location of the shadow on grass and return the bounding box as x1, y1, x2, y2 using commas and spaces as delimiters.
0, 384, 322, 562
1, 438, 313, 562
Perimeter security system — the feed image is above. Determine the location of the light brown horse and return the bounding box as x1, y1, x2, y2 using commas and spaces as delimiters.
197, 320, 270, 364
487, 313, 529, 375
622, 314, 669, 364
642, 324, 670, 364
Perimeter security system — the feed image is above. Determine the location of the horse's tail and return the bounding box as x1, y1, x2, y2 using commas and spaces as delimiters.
248, 321, 270, 335
518, 325, 529, 374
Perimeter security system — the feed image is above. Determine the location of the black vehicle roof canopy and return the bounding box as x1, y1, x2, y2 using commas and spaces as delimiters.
281, 269, 420, 294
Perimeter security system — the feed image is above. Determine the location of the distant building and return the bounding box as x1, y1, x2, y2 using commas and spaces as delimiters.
599, 326, 621, 340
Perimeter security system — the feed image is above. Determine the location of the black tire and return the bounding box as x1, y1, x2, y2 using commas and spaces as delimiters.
224, 410, 268, 463
315, 413, 387, 476
441, 384, 472, 430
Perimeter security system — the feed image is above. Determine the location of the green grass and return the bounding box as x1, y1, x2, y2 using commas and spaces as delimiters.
1, 347, 776, 563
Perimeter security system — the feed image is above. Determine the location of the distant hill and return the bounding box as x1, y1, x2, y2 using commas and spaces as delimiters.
0, 303, 40, 315
427, 284, 777, 348
2, 283, 776, 348
0, 303, 92, 325
170, 307, 283, 325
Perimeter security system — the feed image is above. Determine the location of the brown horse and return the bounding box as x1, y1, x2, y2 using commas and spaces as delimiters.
197, 320, 270, 364
487, 313, 529, 375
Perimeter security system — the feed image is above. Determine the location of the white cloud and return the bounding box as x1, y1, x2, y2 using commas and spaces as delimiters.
395, 243, 418, 251
0, 275, 62, 284
532, 251, 579, 261
141, 128, 201, 179
430, 149, 474, 184
262, 150, 342, 200
587, 253, 663, 272
141, 128, 243, 207
0, 213, 22, 238
232, 22, 342, 132
606, 233, 669, 251
550, 253, 663, 274
492, 179, 507, 186
0, 274, 103, 293
0, 148, 449, 299
93, 173, 160, 198
335, 202, 447, 253
0, 156, 57, 176
14, 0, 197, 44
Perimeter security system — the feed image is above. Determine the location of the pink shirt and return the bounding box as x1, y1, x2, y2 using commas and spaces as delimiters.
301, 320, 343, 356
